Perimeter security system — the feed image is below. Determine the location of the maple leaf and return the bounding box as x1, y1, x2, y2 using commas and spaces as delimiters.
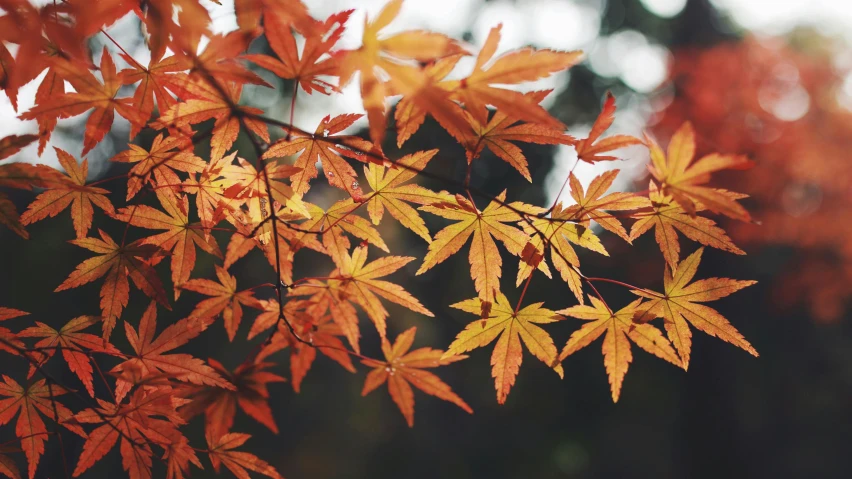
630, 182, 744, 270
206, 432, 283, 479
286, 281, 362, 353
30, 69, 66, 155
0, 307, 27, 356
329, 245, 433, 339
0, 194, 26, 238
363, 149, 450, 242
445, 294, 564, 404
561, 169, 651, 241
0, 376, 86, 479
18, 49, 147, 155
111, 302, 235, 402
337, 0, 465, 146
19, 148, 114, 238
263, 113, 373, 200
515, 170, 648, 302
114, 189, 222, 298
244, 9, 352, 94
178, 358, 285, 439
180, 266, 264, 341
418, 191, 541, 317
186, 29, 268, 88
647, 121, 753, 221
444, 24, 581, 128
456, 90, 576, 181
0, 446, 20, 479
362, 327, 471, 426
247, 300, 355, 391
154, 78, 269, 162
55, 229, 170, 338
631, 248, 758, 369
110, 133, 206, 200
18, 316, 120, 397
285, 320, 356, 392
72, 387, 200, 479
515, 206, 604, 305
573, 92, 643, 163
136, 0, 213, 63
557, 298, 681, 402
0, 43, 16, 111
393, 53, 464, 146
118, 54, 186, 136
0, 160, 70, 238
291, 199, 388, 256
0, 1, 90, 120
215, 155, 310, 247
181, 153, 240, 232
233, 0, 315, 34
0, 134, 38, 161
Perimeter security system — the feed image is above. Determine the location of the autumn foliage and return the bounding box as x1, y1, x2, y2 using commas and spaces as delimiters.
0, 1, 760, 478
653, 34, 852, 321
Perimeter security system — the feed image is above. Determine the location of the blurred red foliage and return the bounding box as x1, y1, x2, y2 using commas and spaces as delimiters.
653, 34, 852, 321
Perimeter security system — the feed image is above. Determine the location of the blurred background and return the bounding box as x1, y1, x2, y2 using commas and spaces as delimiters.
2, 0, 852, 478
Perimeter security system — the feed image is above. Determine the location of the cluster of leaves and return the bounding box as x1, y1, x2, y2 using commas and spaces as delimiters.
0, 0, 759, 478
654, 34, 852, 321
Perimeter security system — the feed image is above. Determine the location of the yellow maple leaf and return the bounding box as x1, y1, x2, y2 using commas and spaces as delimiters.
558, 297, 681, 402
444, 293, 564, 404
631, 247, 758, 369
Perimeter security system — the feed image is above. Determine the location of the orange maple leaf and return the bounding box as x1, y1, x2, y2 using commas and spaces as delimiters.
418, 191, 541, 317
206, 432, 283, 479
114, 189, 222, 298
263, 113, 374, 200
111, 302, 235, 402
54, 229, 170, 338
393, 54, 465, 147
444, 24, 581, 129
291, 199, 389, 256
20, 148, 114, 238
445, 294, 564, 404
18, 49, 147, 155
0, 377, 86, 479
180, 266, 264, 341
329, 244, 433, 339
363, 149, 450, 243
118, 54, 186, 136
178, 358, 285, 438
562, 169, 651, 240
232, 0, 315, 34
72, 387, 200, 479
286, 281, 362, 354
558, 298, 681, 402
630, 182, 744, 270
337, 0, 465, 146
154, 79, 269, 162
573, 92, 643, 163
0, 158, 70, 238
456, 90, 576, 181
631, 248, 758, 369
18, 316, 120, 397
0, 307, 27, 356
250, 302, 355, 391
186, 29, 268, 88
647, 121, 754, 221
244, 9, 352, 94
362, 327, 472, 426
0, 134, 38, 161
110, 133, 206, 200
